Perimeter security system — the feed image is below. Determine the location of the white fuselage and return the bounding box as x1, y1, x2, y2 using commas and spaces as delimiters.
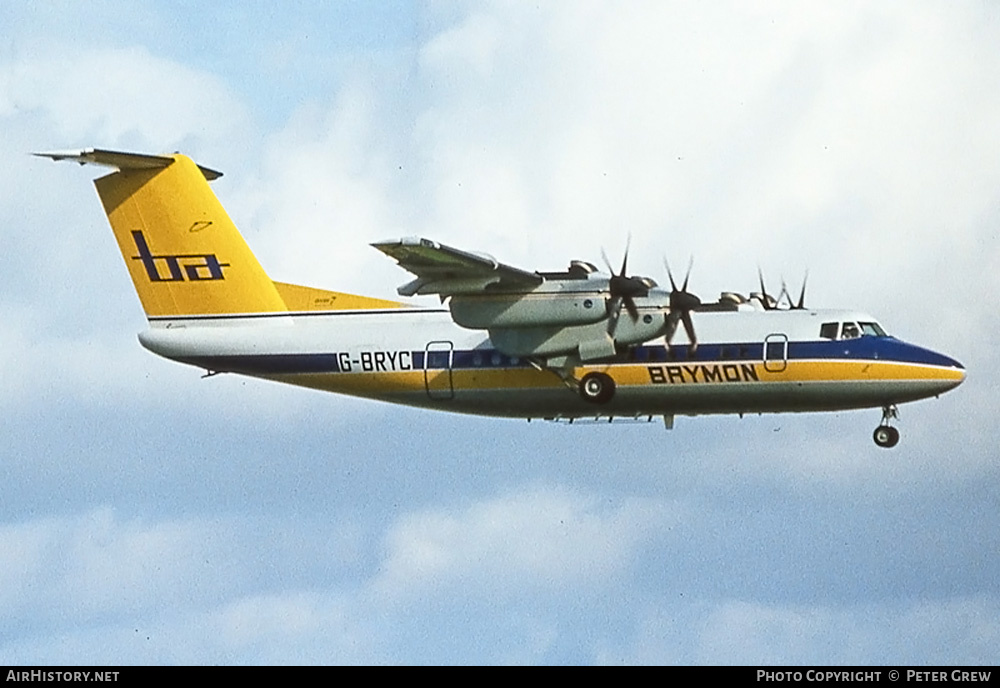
137, 305, 965, 421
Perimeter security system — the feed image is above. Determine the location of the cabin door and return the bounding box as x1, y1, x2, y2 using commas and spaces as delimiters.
763, 333, 788, 373
424, 341, 455, 400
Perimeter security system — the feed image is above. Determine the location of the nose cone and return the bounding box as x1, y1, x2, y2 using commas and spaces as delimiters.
870, 337, 966, 398
944, 353, 965, 374
946, 353, 966, 386
919, 345, 966, 394
930, 346, 965, 373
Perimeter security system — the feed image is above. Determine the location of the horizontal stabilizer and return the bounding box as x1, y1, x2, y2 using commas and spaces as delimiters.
34, 148, 223, 181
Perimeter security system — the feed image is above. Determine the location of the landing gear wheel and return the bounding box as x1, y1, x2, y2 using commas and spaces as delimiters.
873, 425, 900, 449
873, 404, 900, 448
579, 372, 615, 404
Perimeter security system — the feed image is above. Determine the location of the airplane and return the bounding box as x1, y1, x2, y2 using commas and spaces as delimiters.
37, 148, 966, 448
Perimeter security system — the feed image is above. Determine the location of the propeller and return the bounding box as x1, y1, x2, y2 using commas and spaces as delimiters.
664, 257, 701, 355
759, 268, 808, 310
602, 240, 651, 335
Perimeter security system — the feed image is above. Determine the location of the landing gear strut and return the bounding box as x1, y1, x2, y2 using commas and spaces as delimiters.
579, 372, 616, 404
526, 358, 617, 404
873, 405, 900, 448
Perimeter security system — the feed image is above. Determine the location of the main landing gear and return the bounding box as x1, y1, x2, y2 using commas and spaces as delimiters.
579, 371, 616, 404
873, 405, 900, 448
526, 358, 617, 405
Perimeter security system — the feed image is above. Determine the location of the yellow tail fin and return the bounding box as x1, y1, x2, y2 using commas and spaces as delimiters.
86, 153, 287, 318
38, 148, 408, 317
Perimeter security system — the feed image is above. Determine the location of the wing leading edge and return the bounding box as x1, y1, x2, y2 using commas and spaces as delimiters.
373, 237, 543, 296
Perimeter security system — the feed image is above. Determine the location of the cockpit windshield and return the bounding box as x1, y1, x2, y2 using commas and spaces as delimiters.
858, 322, 887, 337
820, 321, 888, 340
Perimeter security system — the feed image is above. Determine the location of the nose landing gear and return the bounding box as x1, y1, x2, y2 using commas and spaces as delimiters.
873, 405, 900, 448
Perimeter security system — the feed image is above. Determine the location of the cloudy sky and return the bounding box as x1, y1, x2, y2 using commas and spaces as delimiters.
2, 0, 998, 665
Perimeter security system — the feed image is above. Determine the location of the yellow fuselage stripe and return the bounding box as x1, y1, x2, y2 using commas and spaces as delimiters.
270, 358, 963, 395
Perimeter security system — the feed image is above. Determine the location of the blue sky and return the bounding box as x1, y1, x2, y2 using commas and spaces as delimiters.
1, 1, 998, 664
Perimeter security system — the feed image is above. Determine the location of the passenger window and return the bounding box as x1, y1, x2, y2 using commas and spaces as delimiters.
820, 323, 839, 340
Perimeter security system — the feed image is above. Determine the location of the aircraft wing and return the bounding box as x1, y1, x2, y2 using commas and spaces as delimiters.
372, 237, 543, 296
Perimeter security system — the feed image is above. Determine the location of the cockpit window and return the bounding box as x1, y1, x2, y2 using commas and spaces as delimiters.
821, 321, 887, 340
858, 322, 887, 337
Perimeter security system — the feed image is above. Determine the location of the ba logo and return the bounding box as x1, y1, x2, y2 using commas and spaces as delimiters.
131, 231, 230, 282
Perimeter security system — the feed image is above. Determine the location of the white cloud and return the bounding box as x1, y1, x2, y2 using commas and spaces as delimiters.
0, 508, 239, 625
420, 11, 502, 79
235, 83, 406, 299
2, 46, 251, 153
1, 480, 997, 664
371, 486, 679, 602
290, 0, 1000, 328
611, 596, 1000, 665
0, 507, 377, 663
0, 589, 377, 665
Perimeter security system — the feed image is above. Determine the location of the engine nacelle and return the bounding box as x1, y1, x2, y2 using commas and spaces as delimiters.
488, 310, 666, 359
450, 293, 609, 329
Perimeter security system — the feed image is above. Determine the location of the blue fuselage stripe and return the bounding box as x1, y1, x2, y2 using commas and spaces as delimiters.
179, 337, 962, 376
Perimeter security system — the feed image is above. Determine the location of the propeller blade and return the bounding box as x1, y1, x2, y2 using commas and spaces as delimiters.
623, 296, 639, 321
664, 259, 678, 292
606, 295, 623, 336
681, 256, 693, 293
757, 267, 775, 310
795, 271, 809, 309
778, 277, 791, 308
681, 311, 698, 354
664, 311, 680, 351
601, 248, 614, 277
